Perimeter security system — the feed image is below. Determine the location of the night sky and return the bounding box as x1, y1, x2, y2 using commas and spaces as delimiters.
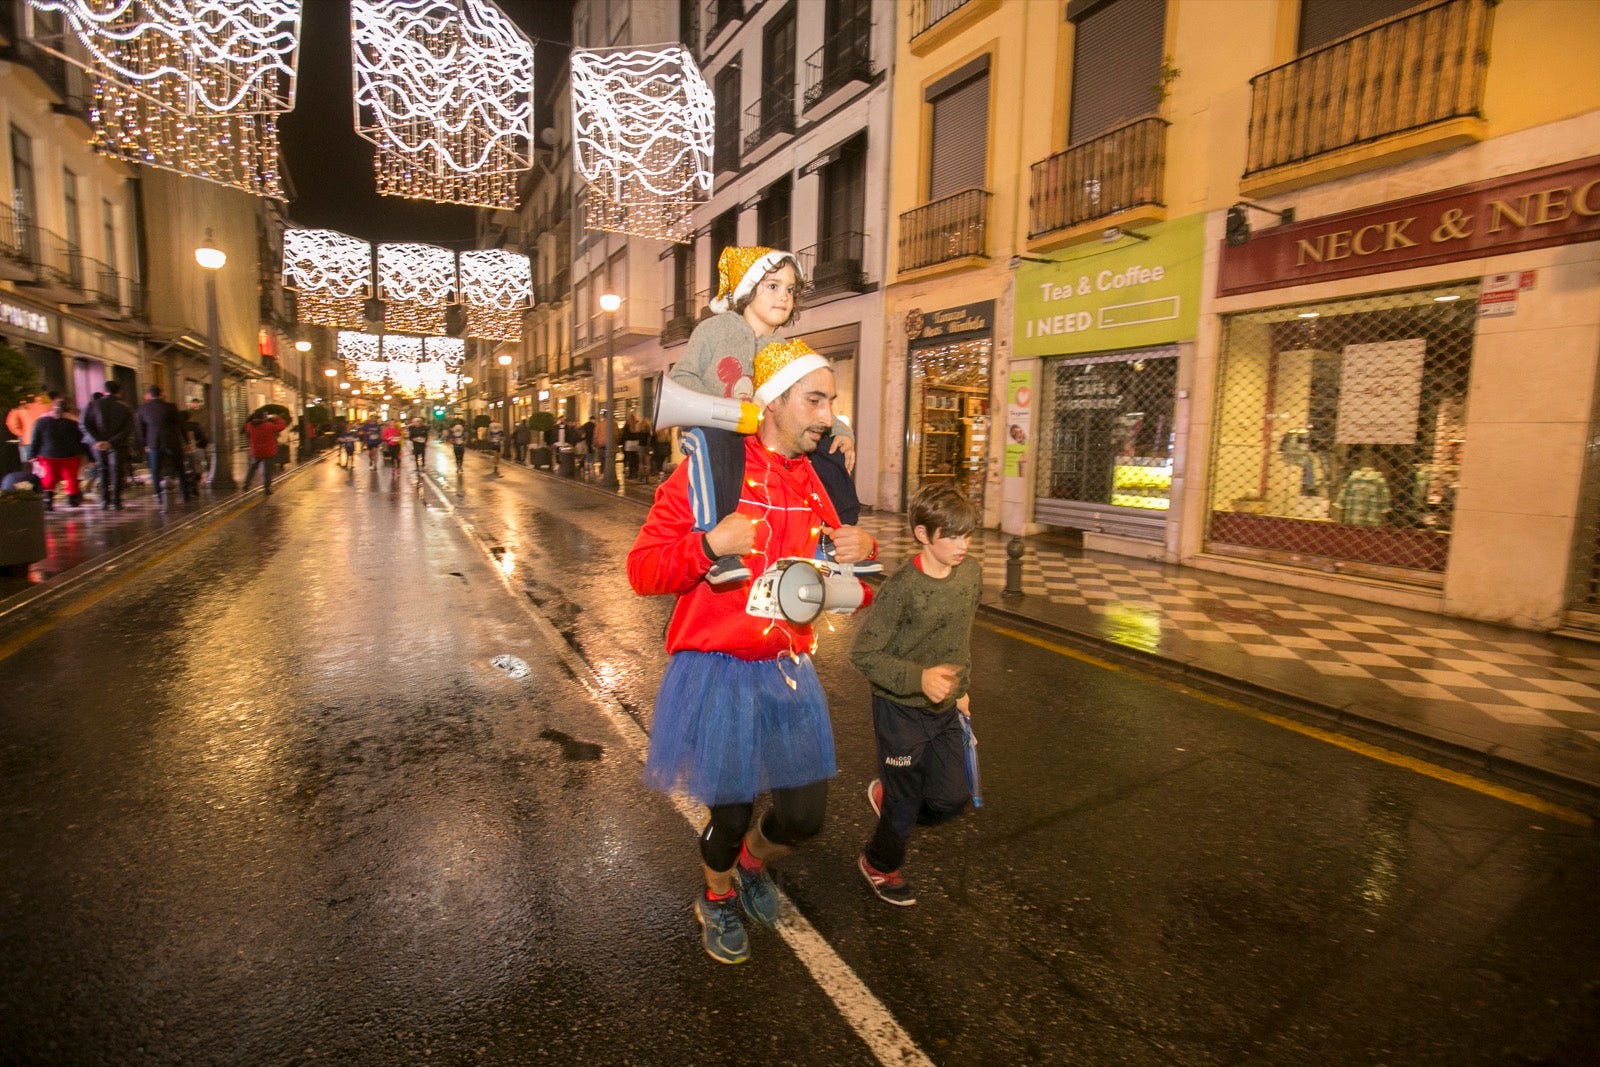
278, 1, 574, 247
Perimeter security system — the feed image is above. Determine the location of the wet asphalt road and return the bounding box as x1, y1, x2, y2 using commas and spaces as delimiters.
2, 446, 1599, 1066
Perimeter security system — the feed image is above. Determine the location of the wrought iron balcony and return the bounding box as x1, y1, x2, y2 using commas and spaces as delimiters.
742, 94, 795, 155
795, 232, 867, 296
908, 0, 973, 41
899, 188, 990, 273
1244, 0, 1492, 179
803, 12, 874, 109
660, 299, 696, 346
1029, 117, 1168, 239
0, 202, 37, 281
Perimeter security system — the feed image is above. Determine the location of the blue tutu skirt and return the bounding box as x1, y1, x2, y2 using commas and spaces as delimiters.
644, 651, 837, 806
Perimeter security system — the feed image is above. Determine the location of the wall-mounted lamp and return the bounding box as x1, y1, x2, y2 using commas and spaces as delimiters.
1102, 226, 1151, 244
1225, 201, 1296, 246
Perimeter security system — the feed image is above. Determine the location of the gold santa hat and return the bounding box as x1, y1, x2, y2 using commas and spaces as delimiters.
708, 245, 804, 314
753, 339, 830, 407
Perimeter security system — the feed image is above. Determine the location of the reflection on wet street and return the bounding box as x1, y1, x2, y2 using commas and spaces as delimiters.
2, 449, 1598, 1065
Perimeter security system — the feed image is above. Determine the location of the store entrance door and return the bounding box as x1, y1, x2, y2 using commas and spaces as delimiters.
908, 338, 991, 514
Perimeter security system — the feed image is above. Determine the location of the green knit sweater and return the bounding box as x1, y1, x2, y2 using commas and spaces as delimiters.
850, 556, 981, 711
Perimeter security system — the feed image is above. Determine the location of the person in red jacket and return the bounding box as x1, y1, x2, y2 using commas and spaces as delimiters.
241, 408, 287, 495
627, 339, 878, 966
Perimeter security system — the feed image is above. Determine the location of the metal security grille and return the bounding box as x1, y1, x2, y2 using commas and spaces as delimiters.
1035, 348, 1176, 539
1207, 282, 1479, 581
1568, 413, 1600, 616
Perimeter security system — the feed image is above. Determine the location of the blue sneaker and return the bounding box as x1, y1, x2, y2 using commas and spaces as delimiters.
694, 893, 750, 964
735, 862, 780, 928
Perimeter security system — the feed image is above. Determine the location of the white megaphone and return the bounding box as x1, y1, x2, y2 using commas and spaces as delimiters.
654, 375, 761, 435
746, 558, 866, 625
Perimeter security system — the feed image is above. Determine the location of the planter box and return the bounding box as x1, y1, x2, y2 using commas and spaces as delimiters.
0, 495, 46, 571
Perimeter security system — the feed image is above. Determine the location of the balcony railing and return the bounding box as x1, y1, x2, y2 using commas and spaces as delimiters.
795, 231, 867, 296
660, 299, 696, 346
1244, 0, 1493, 177
899, 188, 990, 273
742, 93, 794, 155
908, 0, 972, 41
804, 12, 874, 109
1029, 116, 1168, 239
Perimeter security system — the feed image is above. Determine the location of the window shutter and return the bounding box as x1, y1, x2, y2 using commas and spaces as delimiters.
1068, 0, 1165, 145
928, 69, 988, 200
1296, 0, 1418, 51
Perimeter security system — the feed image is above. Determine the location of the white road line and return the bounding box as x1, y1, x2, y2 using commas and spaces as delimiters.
424, 473, 935, 1067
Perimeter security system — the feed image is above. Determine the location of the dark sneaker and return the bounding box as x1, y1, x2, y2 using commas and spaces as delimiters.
734, 862, 780, 928
694, 893, 750, 964
706, 554, 752, 585
867, 778, 883, 818
858, 853, 916, 907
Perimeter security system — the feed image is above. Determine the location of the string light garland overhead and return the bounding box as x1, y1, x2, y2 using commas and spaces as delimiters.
377, 242, 457, 335
283, 229, 372, 329
350, 0, 535, 209
459, 249, 530, 342
337, 331, 463, 396
570, 45, 713, 243
29, 0, 301, 198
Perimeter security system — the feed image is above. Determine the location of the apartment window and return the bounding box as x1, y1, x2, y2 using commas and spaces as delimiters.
1067, 0, 1165, 144
709, 207, 739, 280
680, 0, 700, 49
756, 175, 791, 250
671, 243, 694, 316
714, 63, 742, 172
606, 248, 628, 308
1297, 0, 1416, 50
62, 170, 80, 251
761, 6, 796, 134
10, 126, 36, 223
102, 196, 117, 269
926, 56, 988, 200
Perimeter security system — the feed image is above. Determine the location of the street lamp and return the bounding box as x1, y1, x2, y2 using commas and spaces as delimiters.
195, 230, 236, 492
496, 352, 513, 459
598, 292, 620, 488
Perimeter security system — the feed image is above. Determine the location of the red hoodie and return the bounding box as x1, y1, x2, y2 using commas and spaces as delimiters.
245, 415, 286, 458
629, 436, 843, 661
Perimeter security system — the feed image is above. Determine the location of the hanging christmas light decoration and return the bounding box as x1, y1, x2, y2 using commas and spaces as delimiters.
377, 243, 456, 335
459, 249, 530, 341
350, 0, 535, 209
427, 336, 465, 370
284, 229, 372, 329
570, 46, 713, 243
29, 0, 301, 198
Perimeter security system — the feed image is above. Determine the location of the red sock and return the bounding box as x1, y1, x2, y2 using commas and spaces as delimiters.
705, 886, 736, 902
736, 841, 763, 873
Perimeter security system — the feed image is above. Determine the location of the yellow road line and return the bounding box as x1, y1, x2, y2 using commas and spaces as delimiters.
0, 500, 260, 663
981, 620, 1595, 828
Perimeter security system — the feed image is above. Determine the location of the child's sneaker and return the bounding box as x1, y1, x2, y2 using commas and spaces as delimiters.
867, 778, 883, 818
706, 554, 752, 585
858, 853, 916, 907
694, 892, 750, 964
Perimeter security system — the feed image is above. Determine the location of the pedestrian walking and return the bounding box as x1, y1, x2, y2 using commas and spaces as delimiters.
622, 412, 643, 478
134, 385, 191, 504
336, 422, 357, 468
7, 390, 57, 462
848, 485, 983, 907
241, 408, 289, 495
28, 397, 88, 509
446, 419, 467, 473
487, 419, 503, 474
82, 381, 134, 510
359, 416, 383, 469
380, 420, 403, 471
512, 419, 531, 464
627, 340, 879, 966
407, 417, 429, 471
668, 246, 861, 584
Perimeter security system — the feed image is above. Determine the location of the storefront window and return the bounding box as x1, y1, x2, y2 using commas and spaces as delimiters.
1208, 282, 1478, 578
1037, 347, 1177, 514
909, 338, 990, 512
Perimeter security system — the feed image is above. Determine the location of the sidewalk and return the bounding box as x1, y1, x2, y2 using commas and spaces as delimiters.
9, 448, 1600, 807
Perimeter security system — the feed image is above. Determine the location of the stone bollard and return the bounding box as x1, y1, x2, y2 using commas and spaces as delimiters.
1002, 536, 1024, 597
